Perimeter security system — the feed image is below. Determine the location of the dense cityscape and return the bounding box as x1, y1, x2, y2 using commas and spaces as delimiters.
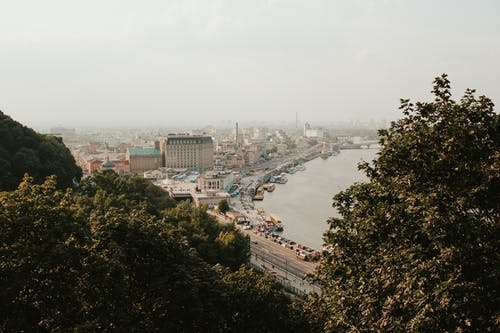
52, 121, 381, 295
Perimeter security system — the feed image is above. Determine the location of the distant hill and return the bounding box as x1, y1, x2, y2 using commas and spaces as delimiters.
0, 111, 82, 191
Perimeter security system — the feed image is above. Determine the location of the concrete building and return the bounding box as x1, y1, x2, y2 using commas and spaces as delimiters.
276, 143, 288, 154
305, 128, 324, 139
244, 141, 266, 165
192, 171, 233, 207
88, 157, 130, 175
113, 159, 130, 174
304, 121, 324, 139
197, 171, 234, 193
158, 177, 230, 207
87, 159, 103, 174
99, 155, 130, 175
224, 153, 245, 169
143, 169, 169, 180
160, 134, 214, 171
127, 147, 162, 174
192, 192, 230, 207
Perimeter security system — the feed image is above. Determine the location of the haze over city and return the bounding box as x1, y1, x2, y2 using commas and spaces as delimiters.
1, 0, 499, 129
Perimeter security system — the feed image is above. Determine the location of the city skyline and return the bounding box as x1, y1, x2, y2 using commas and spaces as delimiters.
1, 0, 499, 128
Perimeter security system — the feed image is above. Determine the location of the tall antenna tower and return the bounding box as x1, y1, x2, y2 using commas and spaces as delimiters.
235, 122, 239, 150
295, 112, 298, 129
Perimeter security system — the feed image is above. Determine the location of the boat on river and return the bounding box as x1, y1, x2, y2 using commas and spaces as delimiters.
253, 186, 265, 200
263, 183, 275, 192
296, 164, 306, 171
320, 142, 329, 159
269, 174, 288, 184
267, 214, 284, 232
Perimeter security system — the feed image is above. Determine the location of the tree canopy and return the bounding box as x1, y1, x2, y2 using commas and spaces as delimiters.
0, 172, 301, 332
78, 169, 176, 216
79, 170, 249, 269
308, 74, 499, 332
218, 198, 230, 214
0, 111, 82, 191
0, 176, 228, 331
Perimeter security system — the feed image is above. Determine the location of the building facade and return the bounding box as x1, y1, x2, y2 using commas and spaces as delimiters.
87, 159, 103, 174
224, 153, 245, 169
127, 148, 162, 173
197, 171, 234, 193
87, 158, 130, 175
161, 134, 214, 171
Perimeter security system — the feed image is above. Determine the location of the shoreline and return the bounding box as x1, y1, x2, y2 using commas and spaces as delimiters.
231, 147, 377, 251
231, 149, 325, 253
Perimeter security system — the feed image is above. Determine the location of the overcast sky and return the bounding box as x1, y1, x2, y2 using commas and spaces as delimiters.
1, 0, 499, 129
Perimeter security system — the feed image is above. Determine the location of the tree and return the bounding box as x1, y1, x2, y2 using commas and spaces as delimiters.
0, 111, 82, 190
78, 170, 176, 216
308, 75, 499, 332
214, 231, 250, 270
217, 265, 312, 333
0, 176, 91, 331
0, 176, 229, 331
218, 198, 230, 214
161, 201, 250, 269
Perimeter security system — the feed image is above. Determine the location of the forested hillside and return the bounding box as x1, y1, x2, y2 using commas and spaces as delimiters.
0, 111, 82, 190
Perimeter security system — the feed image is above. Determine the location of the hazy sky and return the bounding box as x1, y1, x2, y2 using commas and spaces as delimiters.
1, 0, 499, 128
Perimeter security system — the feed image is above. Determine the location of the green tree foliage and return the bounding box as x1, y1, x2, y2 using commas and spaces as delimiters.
218, 265, 312, 333
79, 171, 248, 269
218, 198, 230, 214
0, 176, 229, 331
309, 75, 499, 332
81, 205, 227, 332
214, 230, 251, 270
0, 111, 82, 190
0, 176, 88, 331
0, 175, 302, 332
78, 169, 176, 216
162, 201, 250, 270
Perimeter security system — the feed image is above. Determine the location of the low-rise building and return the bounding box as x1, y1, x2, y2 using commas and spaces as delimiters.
100, 156, 130, 175
276, 143, 288, 154
88, 159, 103, 174
127, 147, 162, 174
197, 171, 235, 193
224, 153, 245, 169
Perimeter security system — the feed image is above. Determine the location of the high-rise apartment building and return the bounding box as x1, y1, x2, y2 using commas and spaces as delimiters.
160, 134, 214, 171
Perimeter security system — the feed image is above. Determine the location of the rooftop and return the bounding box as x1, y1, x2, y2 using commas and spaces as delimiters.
165, 135, 212, 145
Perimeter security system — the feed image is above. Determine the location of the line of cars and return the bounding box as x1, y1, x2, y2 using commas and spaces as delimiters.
254, 229, 319, 261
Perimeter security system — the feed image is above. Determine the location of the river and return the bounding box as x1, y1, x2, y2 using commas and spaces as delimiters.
254, 149, 377, 250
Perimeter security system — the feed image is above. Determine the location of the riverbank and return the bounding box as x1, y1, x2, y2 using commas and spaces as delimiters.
230, 149, 326, 252
232, 149, 377, 249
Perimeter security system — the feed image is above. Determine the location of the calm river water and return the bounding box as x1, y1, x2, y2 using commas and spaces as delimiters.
255, 149, 377, 249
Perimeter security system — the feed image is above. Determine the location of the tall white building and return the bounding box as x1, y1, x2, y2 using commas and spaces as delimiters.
303, 122, 324, 139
